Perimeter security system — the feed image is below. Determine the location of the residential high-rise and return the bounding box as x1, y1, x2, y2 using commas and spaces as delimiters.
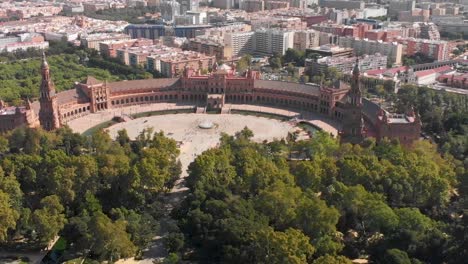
388, 0, 415, 18
39, 53, 61, 131
254, 29, 294, 55
293, 30, 320, 51
177, 0, 199, 14
398, 38, 454, 61
320, 0, 365, 10
419, 23, 440, 40
338, 37, 403, 65
160, 0, 181, 21
306, 54, 388, 76
225, 31, 255, 58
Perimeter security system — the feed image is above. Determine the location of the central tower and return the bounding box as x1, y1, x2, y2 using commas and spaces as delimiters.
39, 52, 61, 131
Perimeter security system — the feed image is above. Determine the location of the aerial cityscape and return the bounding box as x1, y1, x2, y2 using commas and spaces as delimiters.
0, 0, 467, 263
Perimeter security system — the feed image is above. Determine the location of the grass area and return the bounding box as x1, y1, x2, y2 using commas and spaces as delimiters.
53, 237, 67, 251
82, 120, 118, 137
230, 109, 290, 121
131, 108, 194, 119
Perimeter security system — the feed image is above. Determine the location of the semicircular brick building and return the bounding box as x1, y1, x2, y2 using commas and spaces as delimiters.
0, 56, 421, 146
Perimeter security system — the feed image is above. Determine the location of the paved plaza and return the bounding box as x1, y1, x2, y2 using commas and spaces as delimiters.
107, 113, 299, 178
67, 103, 340, 135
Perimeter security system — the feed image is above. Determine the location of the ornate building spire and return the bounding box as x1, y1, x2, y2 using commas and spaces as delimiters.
340, 58, 365, 144
349, 58, 362, 106
39, 52, 61, 131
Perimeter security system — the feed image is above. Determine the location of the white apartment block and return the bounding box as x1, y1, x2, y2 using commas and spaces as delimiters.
224, 31, 255, 58
338, 37, 403, 65
306, 53, 388, 75
254, 29, 294, 55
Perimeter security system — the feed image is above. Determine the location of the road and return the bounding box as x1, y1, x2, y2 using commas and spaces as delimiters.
429, 84, 468, 95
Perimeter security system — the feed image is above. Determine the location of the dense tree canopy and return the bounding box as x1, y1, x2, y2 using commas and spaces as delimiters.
174, 130, 463, 263
0, 41, 153, 105
0, 126, 180, 261
397, 85, 468, 167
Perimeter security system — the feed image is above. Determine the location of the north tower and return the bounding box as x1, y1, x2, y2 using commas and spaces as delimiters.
39, 53, 61, 131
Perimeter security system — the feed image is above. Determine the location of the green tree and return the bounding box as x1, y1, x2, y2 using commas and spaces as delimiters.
255, 182, 301, 229
382, 249, 411, 264
89, 212, 137, 261
326, 67, 342, 82
164, 232, 185, 253
269, 53, 283, 69
32, 195, 66, 244
250, 227, 315, 264
283, 49, 306, 66
236, 54, 252, 72
0, 190, 19, 242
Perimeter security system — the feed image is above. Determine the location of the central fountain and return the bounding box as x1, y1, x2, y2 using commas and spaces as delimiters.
198, 120, 214, 129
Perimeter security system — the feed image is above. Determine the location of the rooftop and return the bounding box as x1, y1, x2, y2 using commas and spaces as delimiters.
108, 78, 180, 93
254, 80, 321, 96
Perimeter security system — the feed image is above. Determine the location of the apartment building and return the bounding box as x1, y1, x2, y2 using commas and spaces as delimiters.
338, 37, 403, 65
159, 51, 216, 77
160, 0, 181, 21
99, 38, 154, 58
306, 53, 387, 76
117, 45, 180, 66
398, 38, 454, 61
242, 0, 264, 12
388, 0, 415, 18
398, 9, 430, 23
293, 30, 320, 51
319, 0, 365, 10
224, 31, 255, 58
265, 1, 289, 10
188, 36, 231, 60
254, 28, 294, 55
419, 23, 440, 41
81, 33, 130, 52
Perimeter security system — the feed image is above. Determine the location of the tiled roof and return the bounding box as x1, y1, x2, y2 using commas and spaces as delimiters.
108, 78, 180, 93
254, 80, 320, 96
365, 66, 408, 76
415, 65, 453, 78
57, 89, 80, 105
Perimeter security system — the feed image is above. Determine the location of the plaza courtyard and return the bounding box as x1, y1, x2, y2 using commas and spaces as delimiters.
107, 113, 303, 179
